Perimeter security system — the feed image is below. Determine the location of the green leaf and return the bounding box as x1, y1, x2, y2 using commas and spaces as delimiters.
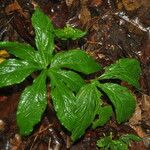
0, 41, 42, 66
50, 72, 77, 131
120, 134, 141, 144
50, 71, 102, 141
0, 59, 37, 88
97, 135, 129, 150
54, 26, 87, 40
92, 105, 113, 129
98, 83, 136, 123
32, 8, 55, 66
99, 58, 141, 88
49, 69, 85, 93
17, 71, 47, 135
72, 83, 102, 141
97, 135, 112, 149
110, 140, 128, 150
51, 49, 101, 74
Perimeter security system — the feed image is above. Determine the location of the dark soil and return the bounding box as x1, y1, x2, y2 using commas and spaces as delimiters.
0, 0, 150, 149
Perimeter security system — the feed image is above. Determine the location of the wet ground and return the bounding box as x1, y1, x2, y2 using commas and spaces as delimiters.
0, 0, 150, 149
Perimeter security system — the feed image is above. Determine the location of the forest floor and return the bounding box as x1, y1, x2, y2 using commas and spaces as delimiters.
0, 0, 150, 149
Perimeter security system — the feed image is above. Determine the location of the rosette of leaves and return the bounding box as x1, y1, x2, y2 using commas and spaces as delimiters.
0, 8, 141, 141
0, 8, 101, 140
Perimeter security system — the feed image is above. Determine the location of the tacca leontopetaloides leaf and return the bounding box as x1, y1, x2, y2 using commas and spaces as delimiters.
0, 59, 38, 88
92, 105, 113, 129
0, 41, 42, 66
71, 83, 102, 141
17, 71, 47, 135
99, 58, 141, 88
51, 49, 101, 74
32, 8, 55, 66
50, 72, 77, 131
49, 69, 86, 93
98, 83, 136, 123
54, 26, 87, 40
50, 71, 102, 141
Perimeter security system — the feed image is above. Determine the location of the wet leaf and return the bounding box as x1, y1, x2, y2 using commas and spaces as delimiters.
54, 26, 87, 40
92, 105, 113, 129
49, 69, 85, 93
51, 49, 101, 74
99, 58, 141, 88
50, 70, 101, 141
98, 83, 136, 123
72, 84, 101, 141
50, 73, 77, 131
17, 71, 47, 135
32, 8, 55, 66
0, 42, 42, 66
0, 59, 38, 88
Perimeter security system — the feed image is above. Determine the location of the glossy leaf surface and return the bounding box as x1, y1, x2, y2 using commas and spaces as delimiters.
99, 58, 141, 88
49, 69, 85, 93
72, 84, 101, 141
17, 71, 47, 135
0, 41, 42, 66
99, 83, 136, 123
0, 59, 37, 87
54, 26, 87, 40
50, 72, 77, 131
32, 8, 54, 66
50, 70, 101, 141
92, 105, 113, 129
51, 49, 101, 74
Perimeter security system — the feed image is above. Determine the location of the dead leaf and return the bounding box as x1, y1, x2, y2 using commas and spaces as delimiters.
5, 0, 28, 18
79, 6, 91, 25
122, 0, 142, 11
141, 94, 150, 132
129, 103, 142, 125
10, 134, 22, 150
142, 94, 150, 112
0, 50, 10, 58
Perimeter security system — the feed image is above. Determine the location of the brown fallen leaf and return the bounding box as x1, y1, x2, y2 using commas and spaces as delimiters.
122, 0, 142, 11
129, 103, 142, 126
79, 5, 91, 26
141, 94, 150, 133
5, 0, 28, 18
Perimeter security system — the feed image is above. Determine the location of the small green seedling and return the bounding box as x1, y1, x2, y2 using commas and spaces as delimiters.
97, 133, 142, 150
0, 8, 141, 141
